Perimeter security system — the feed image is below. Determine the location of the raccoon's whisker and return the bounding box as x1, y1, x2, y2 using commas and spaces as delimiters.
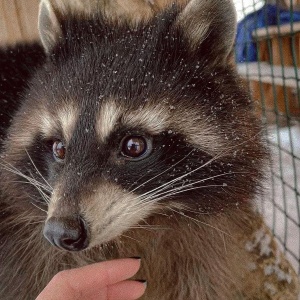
210, 129, 265, 158
3, 158, 52, 193
28, 170, 52, 194
150, 184, 227, 202
29, 184, 50, 205
30, 202, 48, 214
146, 173, 246, 201
128, 198, 165, 217
143, 130, 264, 200
37, 189, 51, 205
120, 234, 142, 244
25, 150, 53, 190
30, 182, 51, 204
28, 220, 46, 225
136, 152, 225, 199
117, 167, 244, 231
167, 206, 232, 237
28, 195, 49, 210
127, 146, 180, 190
129, 224, 165, 231
0, 161, 52, 193
27, 179, 51, 204
135, 179, 239, 217
10, 179, 52, 195
175, 130, 264, 188
139, 171, 245, 203
130, 149, 195, 193
5, 171, 51, 199
129, 221, 162, 229
138, 184, 226, 209
174, 205, 211, 216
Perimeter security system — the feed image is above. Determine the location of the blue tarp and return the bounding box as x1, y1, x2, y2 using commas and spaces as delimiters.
235, 4, 300, 63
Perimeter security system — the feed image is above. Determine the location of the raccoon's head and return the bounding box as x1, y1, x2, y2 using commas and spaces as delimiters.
1, 0, 267, 252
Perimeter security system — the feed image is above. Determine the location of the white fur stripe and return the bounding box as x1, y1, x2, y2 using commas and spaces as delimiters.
96, 100, 122, 142
96, 99, 223, 154
39, 106, 78, 142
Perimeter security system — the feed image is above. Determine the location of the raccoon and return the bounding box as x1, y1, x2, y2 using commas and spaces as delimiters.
0, 0, 299, 299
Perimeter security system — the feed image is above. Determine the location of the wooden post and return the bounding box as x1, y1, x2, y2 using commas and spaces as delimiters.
0, 0, 40, 46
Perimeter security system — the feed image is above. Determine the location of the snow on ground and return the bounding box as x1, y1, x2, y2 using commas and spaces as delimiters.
259, 123, 300, 274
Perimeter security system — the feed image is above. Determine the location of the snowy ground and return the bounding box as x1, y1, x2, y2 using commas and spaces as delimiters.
260, 123, 300, 274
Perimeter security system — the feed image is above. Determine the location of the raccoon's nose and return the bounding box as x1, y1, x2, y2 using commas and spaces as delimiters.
43, 216, 89, 251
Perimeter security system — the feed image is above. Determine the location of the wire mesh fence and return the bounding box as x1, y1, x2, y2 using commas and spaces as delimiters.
234, 0, 300, 273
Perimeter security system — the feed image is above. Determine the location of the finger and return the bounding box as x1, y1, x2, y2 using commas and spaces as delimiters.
36, 258, 141, 300
107, 280, 147, 300
63, 258, 142, 289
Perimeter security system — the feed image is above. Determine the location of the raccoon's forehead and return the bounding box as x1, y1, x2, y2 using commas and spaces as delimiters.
31, 97, 222, 153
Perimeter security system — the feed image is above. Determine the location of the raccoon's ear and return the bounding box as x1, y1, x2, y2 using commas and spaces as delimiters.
176, 0, 237, 65
38, 0, 63, 53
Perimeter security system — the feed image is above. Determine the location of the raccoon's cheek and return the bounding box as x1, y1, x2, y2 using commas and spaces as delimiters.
81, 186, 159, 247
43, 183, 159, 250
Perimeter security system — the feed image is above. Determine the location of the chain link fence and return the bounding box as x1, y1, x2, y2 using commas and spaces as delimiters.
234, 0, 300, 273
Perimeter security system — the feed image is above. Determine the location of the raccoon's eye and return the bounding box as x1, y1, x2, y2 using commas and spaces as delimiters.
121, 136, 151, 159
53, 140, 66, 162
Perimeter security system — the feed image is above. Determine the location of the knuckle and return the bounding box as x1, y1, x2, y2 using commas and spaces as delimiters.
52, 270, 67, 284
51, 270, 72, 288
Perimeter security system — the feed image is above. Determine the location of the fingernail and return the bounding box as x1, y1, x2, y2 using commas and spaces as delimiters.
130, 256, 141, 260
136, 280, 147, 287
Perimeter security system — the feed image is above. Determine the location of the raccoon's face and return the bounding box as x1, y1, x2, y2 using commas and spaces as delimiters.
1, 0, 266, 252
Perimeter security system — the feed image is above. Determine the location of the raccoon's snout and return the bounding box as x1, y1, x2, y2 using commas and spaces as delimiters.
43, 216, 89, 251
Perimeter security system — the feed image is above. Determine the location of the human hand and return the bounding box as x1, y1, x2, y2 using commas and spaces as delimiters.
36, 258, 146, 300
